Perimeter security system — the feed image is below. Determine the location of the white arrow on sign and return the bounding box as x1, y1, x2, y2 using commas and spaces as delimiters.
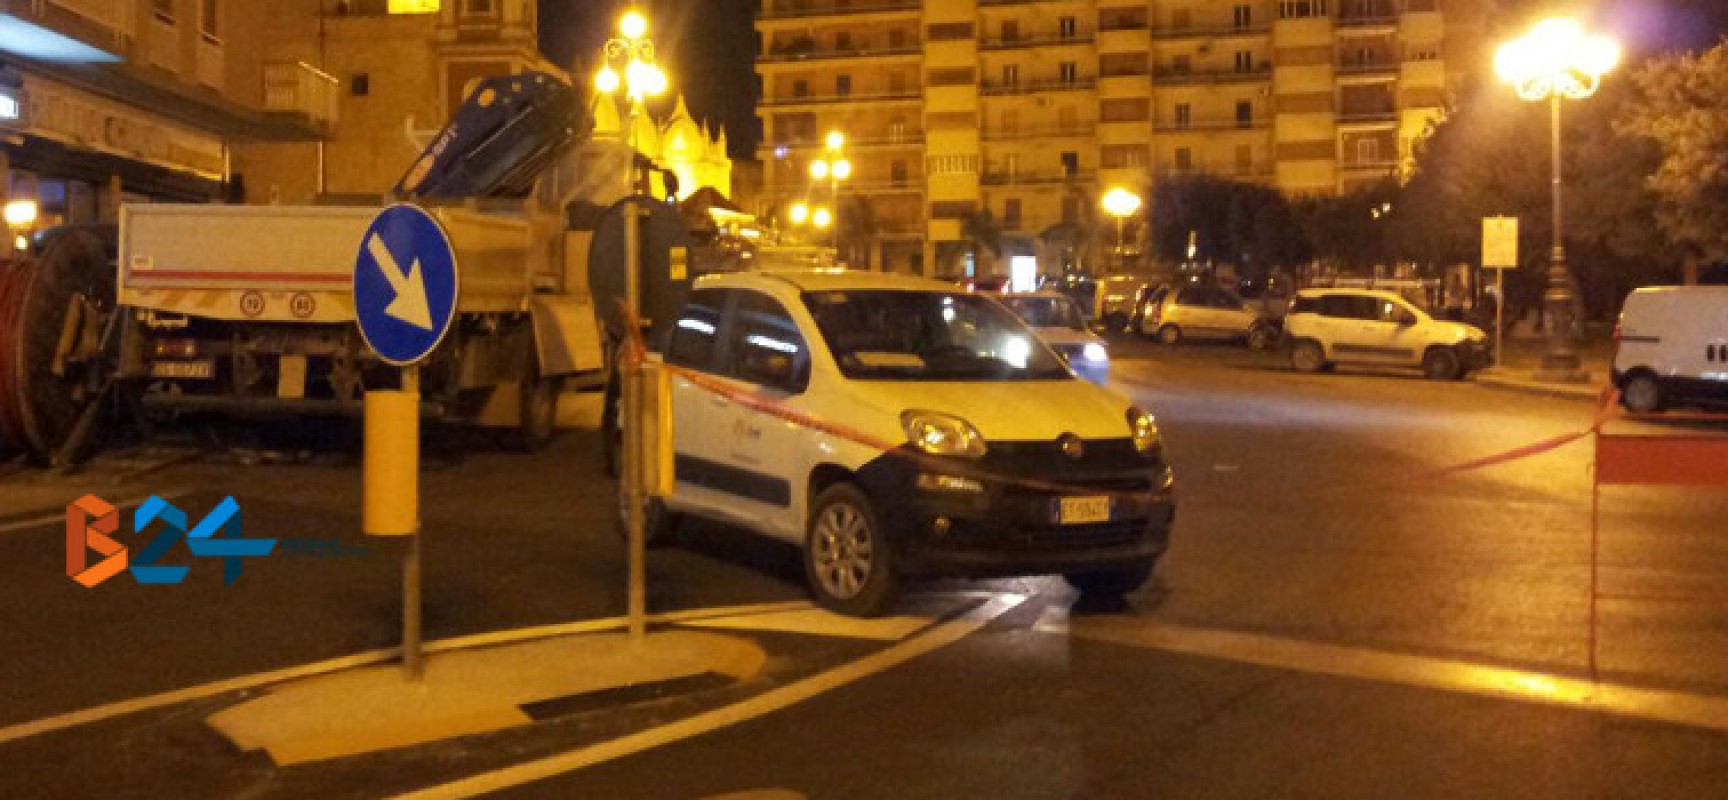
365, 234, 434, 330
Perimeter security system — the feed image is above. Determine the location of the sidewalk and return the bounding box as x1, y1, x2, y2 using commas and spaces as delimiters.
1475, 333, 1612, 403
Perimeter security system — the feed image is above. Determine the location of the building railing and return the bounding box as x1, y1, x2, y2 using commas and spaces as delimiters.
1336, 60, 1400, 75
775, 132, 926, 149
761, 43, 922, 62
1153, 67, 1272, 85
1341, 159, 1400, 173
1151, 22, 1272, 40
981, 123, 1096, 141
1154, 162, 1276, 179
1336, 14, 1400, 28
762, 90, 922, 106
980, 169, 1096, 186
759, 0, 920, 20
979, 33, 1095, 50
262, 61, 340, 129
1337, 110, 1398, 124
1153, 118, 1270, 133
979, 77, 1097, 96
847, 179, 924, 193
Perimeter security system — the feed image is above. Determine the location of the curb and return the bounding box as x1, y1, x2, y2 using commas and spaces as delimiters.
1474, 371, 1605, 403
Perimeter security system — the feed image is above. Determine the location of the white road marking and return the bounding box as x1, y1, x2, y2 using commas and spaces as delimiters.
1067, 616, 1728, 733
389, 594, 1028, 800
0, 600, 816, 747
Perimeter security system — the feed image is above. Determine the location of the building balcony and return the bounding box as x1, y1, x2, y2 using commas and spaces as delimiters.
762, 90, 922, 108
979, 77, 1096, 96
1336, 60, 1400, 81
772, 132, 926, 151
847, 179, 924, 194
1150, 23, 1272, 41
979, 33, 1094, 50
981, 122, 1096, 141
1341, 159, 1400, 175
758, 0, 920, 21
1336, 14, 1400, 33
1152, 67, 1272, 85
262, 61, 340, 132
1337, 110, 1399, 129
1154, 162, 1275, 180
759, 43, 922, 63
980, 169, 1096, 186
1153, 118, 1270, 133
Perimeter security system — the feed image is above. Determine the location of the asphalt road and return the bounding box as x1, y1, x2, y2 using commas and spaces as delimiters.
3, 335, 1728, 797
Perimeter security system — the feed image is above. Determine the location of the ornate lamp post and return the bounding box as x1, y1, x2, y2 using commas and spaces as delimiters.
1494, 18, 1619, 382
1101, 188, 1141, 273
595, 7, 667, 641
808, 130, 850, 265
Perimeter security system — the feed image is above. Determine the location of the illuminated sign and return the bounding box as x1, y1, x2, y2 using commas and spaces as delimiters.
0, 91, 17, 122
388, 0, 440, 13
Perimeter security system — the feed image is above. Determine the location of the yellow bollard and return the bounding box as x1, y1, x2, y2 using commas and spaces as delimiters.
363, 389, 419, 536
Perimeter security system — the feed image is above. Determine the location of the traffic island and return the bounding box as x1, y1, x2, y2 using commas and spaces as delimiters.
206, 629, 765, 766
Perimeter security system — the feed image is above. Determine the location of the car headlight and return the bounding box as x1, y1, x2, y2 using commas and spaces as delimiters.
1082, 343, 1108, 362
902, 410, 987, 458
1127, 406, 1162, 457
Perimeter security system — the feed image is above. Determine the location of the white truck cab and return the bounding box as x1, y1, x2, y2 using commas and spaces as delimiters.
644, 271, 1175, 616
1612, 286, 1728, 412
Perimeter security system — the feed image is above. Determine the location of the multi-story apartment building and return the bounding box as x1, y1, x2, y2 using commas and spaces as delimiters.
755, 0, 1487, 276
0, 0, 328, 253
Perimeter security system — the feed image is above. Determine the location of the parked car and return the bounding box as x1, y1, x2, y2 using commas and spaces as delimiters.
1283, 288, 1491, 380
1612, 286, 1728, 412
999, 291, 1112, 385
1097, 275, 1153, 331
642, 271, 1175, 616
1138, 285, 1277, 349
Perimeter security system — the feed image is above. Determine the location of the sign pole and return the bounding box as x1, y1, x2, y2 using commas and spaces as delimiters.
624, 185, 647, 642
1495, 268, 1505, 370
401, 365, 423, 680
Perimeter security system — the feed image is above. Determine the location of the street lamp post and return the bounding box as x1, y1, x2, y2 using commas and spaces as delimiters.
1494, 18, 1619, 382
809, 131, 850, 266
595, 7, 667, 642
1101, 188, 1142, 274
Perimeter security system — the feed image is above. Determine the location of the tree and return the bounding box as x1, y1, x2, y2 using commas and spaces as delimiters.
1150, 174, 1309, 277
959, 209, 1004, 273
1618, 39, 1728, 278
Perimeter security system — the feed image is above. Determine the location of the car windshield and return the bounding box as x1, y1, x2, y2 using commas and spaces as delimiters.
803, 290, 1071, 381
1001, 296, 1088, 331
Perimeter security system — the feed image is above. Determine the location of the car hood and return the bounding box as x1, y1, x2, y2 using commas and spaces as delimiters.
843, 379, 1135, 441
1432, 320, 1487, 342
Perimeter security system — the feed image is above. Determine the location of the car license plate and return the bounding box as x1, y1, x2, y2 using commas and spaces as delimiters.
149, 359, 215, 380
1058, 496, 1111, 525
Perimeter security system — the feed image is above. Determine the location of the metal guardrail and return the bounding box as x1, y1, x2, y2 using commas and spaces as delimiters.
1151, 23, 1272, 40
1153, 67, 1272, 85
981, 170, 1096, 186
1153, 119, 1269, 133
980, 33, 1095, 50
761, 91, 922, 107
982, 123, 1097, 141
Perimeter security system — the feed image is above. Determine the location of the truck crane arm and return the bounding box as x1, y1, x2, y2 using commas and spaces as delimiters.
394, 71, 588, 200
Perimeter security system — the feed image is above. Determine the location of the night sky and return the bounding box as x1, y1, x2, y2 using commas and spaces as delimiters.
536, 0, 1728, 165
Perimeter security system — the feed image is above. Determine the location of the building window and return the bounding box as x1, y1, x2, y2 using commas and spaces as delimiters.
1236, 101, 1252, 127
1059, 16, 1076, 39
1235, 51, 1254, 73
200, 0, 219, 41
1002, 20, 1019, 41
889, 72, 906, 93
351, 73, 371, 96
1060, 151, 1079, 176
152, 0, 174, 23
1059, 62, 1077, 83
835, 31, 851, 50
836, 75, 851, 96
1357, 138, 1381, 165
889, 117, 907, 142
1174, 103, 1191, 129
462, 0, 494, 15
1102, 144, 1146, 169
927, 22, 973, 41
889, 28, 906, 48
793, 79, 809, 98
1172, 55, 1192, 74
1175, 147, 1193, 171
1002, 64, 1019, 86
1004, 153, 1020, 174
1003, 199, 1022, 228
388, 0, 441, 12
891, 160, 908, 187
1234, 5, 1252, 28
1172, 9, 1191, 29
1279, 1, 1328, 19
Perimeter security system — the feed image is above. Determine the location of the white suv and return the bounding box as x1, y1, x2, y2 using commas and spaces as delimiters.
1283, 288, 1491, 380
640, 271, 1176, 616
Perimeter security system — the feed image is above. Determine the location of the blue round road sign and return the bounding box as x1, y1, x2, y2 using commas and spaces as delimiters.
353, 204, 460, 366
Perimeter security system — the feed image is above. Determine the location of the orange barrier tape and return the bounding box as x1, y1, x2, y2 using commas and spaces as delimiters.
614, 302, 1648, 500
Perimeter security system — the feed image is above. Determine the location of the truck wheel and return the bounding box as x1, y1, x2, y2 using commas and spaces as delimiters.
806, 483, 898, 617
517, 368, 557, 452
1622, 374, 1664, 414
0, 229, 116, 464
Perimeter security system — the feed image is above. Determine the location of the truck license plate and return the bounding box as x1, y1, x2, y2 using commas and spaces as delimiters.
1058, 496, 1111, 525
150, 360, 215, 380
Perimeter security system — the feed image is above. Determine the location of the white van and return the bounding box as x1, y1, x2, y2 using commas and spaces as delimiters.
639, 271, 1176, 616
1612, 286, 1728, 412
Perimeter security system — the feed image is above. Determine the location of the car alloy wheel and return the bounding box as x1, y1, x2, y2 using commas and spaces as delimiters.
1422, 347, 1461, 381
1622, 375, 1663, 414
1290, 340, 1326, 373
805, 483, 897, 616
1157, 325, 1182, 345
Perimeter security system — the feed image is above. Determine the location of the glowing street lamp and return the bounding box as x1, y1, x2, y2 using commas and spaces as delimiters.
594, 6, 670, 642
1494, 18, 1619, 382
812, 207, 833, 229
809, 129, 850, 264
1101, 188, 1142, 272
789, 202, 810, 225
